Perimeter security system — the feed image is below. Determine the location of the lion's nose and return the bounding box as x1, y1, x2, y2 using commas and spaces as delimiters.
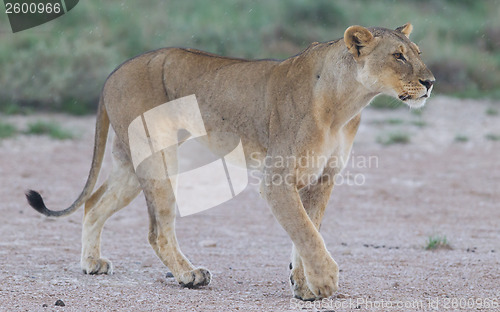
419, 79, 434, 91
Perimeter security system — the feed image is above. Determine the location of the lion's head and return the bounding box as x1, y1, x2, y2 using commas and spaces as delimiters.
344, 23, 435, 108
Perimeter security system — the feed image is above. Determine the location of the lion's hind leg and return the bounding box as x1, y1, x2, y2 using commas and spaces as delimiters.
140, 147, 211, 288
81, 138, 141, 274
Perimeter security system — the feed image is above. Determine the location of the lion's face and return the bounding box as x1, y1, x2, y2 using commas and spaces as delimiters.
344, 23, 435, 108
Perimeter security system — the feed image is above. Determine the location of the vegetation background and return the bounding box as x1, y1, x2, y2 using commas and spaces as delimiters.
0, 0, 499, 114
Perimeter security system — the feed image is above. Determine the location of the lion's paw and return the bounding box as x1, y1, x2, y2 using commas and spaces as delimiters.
81, 257, 113, 275
304, 258, 339, 299
290, 268, 316, 301
178, 268, 211, 288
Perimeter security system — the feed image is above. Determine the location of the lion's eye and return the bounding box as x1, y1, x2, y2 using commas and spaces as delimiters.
393, 53, 406, 62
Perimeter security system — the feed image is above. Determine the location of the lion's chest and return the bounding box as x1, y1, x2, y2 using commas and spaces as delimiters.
295, 130, 354, 188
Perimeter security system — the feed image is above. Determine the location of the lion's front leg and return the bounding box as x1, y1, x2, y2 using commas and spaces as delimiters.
262, 173, 338, 300
290, 175, 336, 300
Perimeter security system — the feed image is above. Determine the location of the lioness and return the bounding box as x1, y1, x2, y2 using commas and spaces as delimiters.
26, 24, 434, 300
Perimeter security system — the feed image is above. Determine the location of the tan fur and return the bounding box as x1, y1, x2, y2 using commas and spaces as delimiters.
38, 24, 435, 300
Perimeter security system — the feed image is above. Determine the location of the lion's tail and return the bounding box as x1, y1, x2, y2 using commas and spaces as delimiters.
26, 94, 110, 217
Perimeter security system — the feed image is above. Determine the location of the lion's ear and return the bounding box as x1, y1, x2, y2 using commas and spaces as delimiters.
344, 25, 374, 58
395, 23, 413, 38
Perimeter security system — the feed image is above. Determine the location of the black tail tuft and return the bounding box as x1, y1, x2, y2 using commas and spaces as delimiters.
25, 190, 50, 216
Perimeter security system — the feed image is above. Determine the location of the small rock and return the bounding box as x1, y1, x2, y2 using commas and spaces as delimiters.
42, 304, 48, 308
141, 259, 155, 268
165, 272, 174, 278
55, 299, 65, 307
156, 277, 166, 284
337, 293, 351, 299
342, 249, 352, 256
199, 240, 217, 248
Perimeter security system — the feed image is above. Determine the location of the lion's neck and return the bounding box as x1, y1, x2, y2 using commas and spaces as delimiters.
311, 44, 379, 129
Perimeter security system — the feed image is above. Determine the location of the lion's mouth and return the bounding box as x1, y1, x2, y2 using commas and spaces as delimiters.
399, 94, 428, 101
399, 94, 411, 101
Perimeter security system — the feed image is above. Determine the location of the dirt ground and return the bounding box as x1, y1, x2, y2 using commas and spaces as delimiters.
1, 96, 499, 312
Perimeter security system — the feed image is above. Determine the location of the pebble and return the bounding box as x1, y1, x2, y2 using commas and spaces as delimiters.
199, 240, 217, 248
342, 249, 352, 255
55, 299, 65, 307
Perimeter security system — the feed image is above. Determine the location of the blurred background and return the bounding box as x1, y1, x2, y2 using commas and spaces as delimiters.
0, 0, 499, 114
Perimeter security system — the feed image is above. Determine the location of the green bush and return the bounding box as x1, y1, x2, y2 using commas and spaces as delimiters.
377, 132, 411, 145
425, 235, 451, 250
485, 133, 500, 141
286, 0, 347, 28
0, 122, 17, 139
454, 134, 469, 143
26, 121, 74, 140
486, 107, 498, 116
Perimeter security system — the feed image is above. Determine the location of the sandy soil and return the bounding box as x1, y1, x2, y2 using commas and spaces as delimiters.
1, 96, 499, 312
